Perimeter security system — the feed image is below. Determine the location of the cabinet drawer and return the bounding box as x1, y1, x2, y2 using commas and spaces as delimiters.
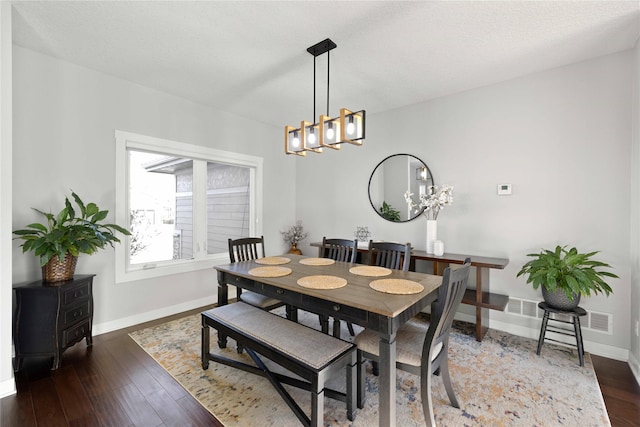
300, 295, 368, 324
63, 281, 91, 306
62, 320, 90, 348
63, 301, 91, 328
260, 282, 300, 304
229, 274, 258, 290
230, 275, 300, 304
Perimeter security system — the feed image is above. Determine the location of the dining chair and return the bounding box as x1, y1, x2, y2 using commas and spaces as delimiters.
228, 236, 287, 312
367, 240, 411, 271
319, 237, 358, 337
353, 259, 471, 426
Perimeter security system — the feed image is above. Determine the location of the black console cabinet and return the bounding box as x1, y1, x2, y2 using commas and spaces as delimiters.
13, 274, 95, 370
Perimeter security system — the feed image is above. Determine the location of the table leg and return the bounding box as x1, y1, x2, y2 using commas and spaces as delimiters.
378, 332, 397, 427
217, 278, 229, 348
202, 317, 210, 370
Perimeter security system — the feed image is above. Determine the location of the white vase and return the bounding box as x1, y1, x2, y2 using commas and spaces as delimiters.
434, 240, 444, 256
426, 220, 437, 254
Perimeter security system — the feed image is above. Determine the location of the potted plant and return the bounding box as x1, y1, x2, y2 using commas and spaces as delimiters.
13, 191, 130, 282
516, 245, 617, 310
379, 201, 400, 222
281, 221, 309, 255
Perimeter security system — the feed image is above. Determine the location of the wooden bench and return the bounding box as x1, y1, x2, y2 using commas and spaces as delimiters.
201, 302, 357, 427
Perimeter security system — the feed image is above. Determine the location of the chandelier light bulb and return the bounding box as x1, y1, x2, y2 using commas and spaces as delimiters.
326, 123, 335, 140
346, 116, 355, 135
308, 128, 316, 145
292, 132, 300, 148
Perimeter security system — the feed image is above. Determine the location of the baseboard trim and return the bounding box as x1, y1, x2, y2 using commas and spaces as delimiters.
92, 295, 217, 336
94, 297, 632, 363
629, 352, 640, 387
487, 318, 629, 361
0, 376, 16, 398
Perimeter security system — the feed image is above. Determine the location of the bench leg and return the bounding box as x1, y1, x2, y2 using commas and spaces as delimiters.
311, 379, 324, 427
201, 317, 210, 370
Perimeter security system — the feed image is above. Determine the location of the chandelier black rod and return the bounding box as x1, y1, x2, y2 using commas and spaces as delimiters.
326, 49, 330, 116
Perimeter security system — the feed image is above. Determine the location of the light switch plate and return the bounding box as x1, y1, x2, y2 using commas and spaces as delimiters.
497, 183, 512, 195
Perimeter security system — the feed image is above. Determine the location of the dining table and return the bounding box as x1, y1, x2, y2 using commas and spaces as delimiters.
214, 253, 442, 427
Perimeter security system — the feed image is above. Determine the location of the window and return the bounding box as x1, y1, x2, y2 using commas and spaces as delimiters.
115, 131, 263, 283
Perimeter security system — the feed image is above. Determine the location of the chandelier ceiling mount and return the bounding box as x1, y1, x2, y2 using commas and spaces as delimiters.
285, 38, 365, 156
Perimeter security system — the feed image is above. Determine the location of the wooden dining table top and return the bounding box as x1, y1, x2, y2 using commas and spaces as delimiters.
214, 254, 442, 318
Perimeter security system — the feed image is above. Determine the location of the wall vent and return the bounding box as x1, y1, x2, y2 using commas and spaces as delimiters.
506, 298, 521, 315
506, 297, 612, 335
522, 300, 539, 318
588, 310, 612, 334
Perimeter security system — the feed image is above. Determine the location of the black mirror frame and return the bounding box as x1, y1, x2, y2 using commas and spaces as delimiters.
368, 153, 433, 223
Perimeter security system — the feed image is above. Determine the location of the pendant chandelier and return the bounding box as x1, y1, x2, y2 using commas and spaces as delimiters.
285, 38, 365, 156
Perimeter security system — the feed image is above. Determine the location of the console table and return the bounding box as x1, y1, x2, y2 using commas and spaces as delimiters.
12, 274, 95, 370
311, 242, 508, 341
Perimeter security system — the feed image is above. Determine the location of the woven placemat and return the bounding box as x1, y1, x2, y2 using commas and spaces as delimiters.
349, 265, 392, 277
369, 278, 424, 294
297, 275, 348, 289
248, 266, 292, 278
299, 257, 336, 266
254, 256, 291, 265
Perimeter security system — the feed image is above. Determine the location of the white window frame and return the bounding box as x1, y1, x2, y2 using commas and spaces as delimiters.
114, 130, 263, 283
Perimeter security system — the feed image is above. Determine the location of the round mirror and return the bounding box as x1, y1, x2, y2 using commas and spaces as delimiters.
368, 154, 433, 222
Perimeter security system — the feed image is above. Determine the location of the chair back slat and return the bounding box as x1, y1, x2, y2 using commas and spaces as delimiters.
367, 241, 411, 271
228, 236, 265, 262
422, 258, 471, 367
321, 237, 358, 263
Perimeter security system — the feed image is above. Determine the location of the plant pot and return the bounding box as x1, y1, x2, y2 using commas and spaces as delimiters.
42, 253, 78, 283
542, 287, 581, 310
287, 244, 302, 255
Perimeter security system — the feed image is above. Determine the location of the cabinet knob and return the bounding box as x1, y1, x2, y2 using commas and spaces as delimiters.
276, 289, 284, 295
333, 305, 341, 312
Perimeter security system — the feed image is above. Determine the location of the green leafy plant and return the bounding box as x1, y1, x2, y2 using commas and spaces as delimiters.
13, 191, 131, 267
379, 201, 400, 222
516, 245, 617, 299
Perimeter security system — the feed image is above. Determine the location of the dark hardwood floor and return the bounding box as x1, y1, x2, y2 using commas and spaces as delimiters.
2, 307, 639, 426
592, 354, 640, 427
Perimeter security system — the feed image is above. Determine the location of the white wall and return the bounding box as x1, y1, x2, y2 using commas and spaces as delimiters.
630, 38, 640, 380
296, 51, 634, 355
11, 46, 296, 332
5, 32, 638, 392
0, 1, 16, 398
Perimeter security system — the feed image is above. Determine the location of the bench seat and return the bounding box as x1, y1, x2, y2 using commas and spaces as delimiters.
201, 302, 356, 427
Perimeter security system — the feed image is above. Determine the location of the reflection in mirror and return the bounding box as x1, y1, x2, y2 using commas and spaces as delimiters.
368, 154, 433, 222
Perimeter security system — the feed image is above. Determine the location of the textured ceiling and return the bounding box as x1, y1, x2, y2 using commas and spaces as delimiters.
10, 1, 640, 128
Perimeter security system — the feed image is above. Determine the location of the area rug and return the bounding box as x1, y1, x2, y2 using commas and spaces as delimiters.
129, 308, 610, 426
